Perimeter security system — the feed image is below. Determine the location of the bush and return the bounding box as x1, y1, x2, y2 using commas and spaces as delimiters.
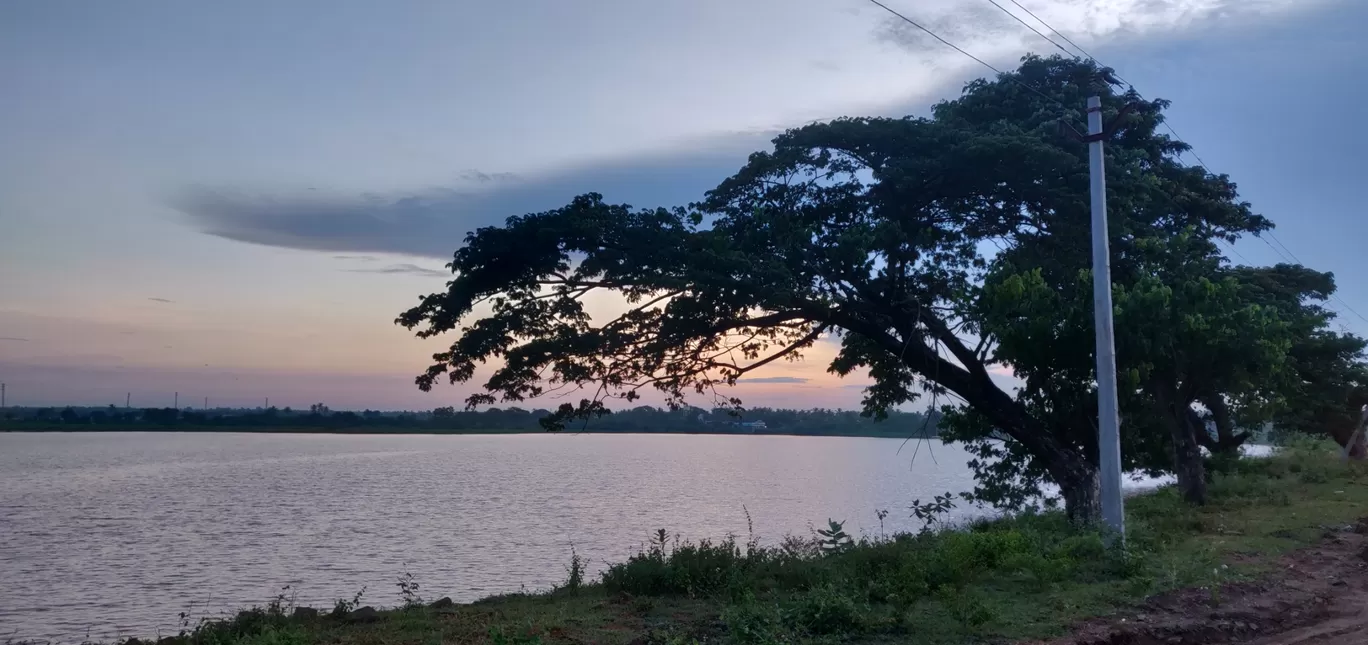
602, 535, 749, 597
722, 599, 789, 645
791, 584, 870, 634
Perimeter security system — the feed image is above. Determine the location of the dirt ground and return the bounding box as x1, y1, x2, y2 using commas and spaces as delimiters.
1041, 519, 1368, 645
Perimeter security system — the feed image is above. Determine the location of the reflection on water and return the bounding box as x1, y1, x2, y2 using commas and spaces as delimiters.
0, 432, 1255, 641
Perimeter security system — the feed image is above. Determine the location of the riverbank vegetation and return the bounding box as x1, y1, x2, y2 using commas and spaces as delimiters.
104, 439, 1366, 645
0, 406, 938, 438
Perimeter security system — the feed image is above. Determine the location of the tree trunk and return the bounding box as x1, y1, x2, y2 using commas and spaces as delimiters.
840, 310, 1104, 524
1171, 416, 1208, 504
1345, 406, 1368, 461
1054, 459, 1102, 524
1197, 395, 1249, 456
1153, 380, 1207, 505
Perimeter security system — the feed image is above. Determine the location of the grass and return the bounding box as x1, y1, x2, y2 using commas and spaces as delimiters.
60, 438, 1368, 645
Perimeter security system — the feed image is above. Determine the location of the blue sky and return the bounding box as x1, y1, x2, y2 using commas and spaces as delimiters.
1, 0, 1364, 410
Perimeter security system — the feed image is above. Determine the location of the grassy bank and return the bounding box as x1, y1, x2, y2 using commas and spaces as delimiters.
101, 440, 1368, 645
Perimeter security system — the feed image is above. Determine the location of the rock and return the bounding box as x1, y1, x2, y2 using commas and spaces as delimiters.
429, 597, 454, 609
348, 606, 380, 623
292, 606, 320, 620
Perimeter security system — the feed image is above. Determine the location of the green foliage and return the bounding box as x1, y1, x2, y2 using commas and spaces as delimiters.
815, 520, 853, 554
721, 599, 790, 645
909, 492, 957, 534
601, 534, 750, 597
560, 545, 586, 593
329, 587, 366, 618
790, 584, 871, 634
395, 569, 422, 608
487, 626, 543, 645
401, 55, 1221, 521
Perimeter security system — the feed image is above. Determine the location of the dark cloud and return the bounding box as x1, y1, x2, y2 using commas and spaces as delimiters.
332, 254, 380, 262
457, 170, 520, 183
736, 376, 811, 384
345, 263, 450, 278
147, 297, 174, 303
0, 337, 29, 342
172, 132, 776, 258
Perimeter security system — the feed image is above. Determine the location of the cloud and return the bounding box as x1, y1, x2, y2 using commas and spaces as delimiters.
333, 254, 380, 262
170, 0, 1327, 259
147, 297, 174, 303
173, 133, 773, 258
0, 337, 30, 342
736, 376, 811, 384
344, 263, 450, 278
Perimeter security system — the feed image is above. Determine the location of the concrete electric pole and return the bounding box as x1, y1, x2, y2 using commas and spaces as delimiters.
1087, 95, 1125, 543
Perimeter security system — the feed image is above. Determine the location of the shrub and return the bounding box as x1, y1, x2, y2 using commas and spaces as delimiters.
791, 584, 870, 634
722, 599, 789, 645
601, 535, 747, 596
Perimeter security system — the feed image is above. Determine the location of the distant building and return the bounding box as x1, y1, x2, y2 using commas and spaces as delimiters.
733, 420, 767, 433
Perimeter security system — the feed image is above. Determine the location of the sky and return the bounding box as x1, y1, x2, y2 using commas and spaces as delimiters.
1, 0, 1365, 411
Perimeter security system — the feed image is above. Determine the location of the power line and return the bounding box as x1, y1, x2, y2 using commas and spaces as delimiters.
983, 0, 1078, 60
871, 0, 1368, 329
983, 2, 1368, 329
1265, 231, 1305, 265
1006, 0, 1095, 57
1218, 238, 1252, 265
863, 0, 1073, 112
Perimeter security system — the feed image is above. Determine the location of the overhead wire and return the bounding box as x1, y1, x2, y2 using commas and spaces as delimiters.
983, 0, 1078, 59
862, 0, 1076, 114
984, 0, 1368, 328
1004, 0, 1096, 60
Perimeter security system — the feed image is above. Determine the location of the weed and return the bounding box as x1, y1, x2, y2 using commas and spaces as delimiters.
910, 492, 957, 535
329, 587, 366, 618
816, 520, 853, 554
791, 584, 870, 634
561, 545, 586, 593
602, 536, 747, 596
721, 600, 788, 645
936, 586, 996, 631
396, 568, 423, 608
487, 626, 542, 645
742, 505, 759, 556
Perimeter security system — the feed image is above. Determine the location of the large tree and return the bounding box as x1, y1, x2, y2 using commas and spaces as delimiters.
397, 56, 1271, 521
1234, 265, 1368, 454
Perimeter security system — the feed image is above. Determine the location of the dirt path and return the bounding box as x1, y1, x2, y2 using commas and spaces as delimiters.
1044, 520, 1368, 645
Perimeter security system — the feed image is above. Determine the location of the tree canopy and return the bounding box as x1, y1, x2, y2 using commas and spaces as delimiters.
398, 55, 1366, 521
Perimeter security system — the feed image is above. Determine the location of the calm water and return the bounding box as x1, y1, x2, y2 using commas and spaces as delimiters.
0, 432, 1170, 642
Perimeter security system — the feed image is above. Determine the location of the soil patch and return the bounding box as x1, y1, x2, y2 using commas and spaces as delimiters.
1040, 520, 1368, 644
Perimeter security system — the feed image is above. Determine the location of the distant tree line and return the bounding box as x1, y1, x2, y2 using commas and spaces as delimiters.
0, 403, 940, 438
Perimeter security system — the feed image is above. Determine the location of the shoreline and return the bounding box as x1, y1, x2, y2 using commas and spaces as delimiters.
11, 440, 1363, 645
0, 424, 936, 439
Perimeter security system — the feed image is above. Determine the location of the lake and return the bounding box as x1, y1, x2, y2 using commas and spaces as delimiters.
1, 432, 1170, 642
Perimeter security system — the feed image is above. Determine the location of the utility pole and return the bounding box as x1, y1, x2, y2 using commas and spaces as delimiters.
204, 396, 208, 411
1, 382, 5, 408
1087, 95, 1125, 543
126, 392, 131, 408
174, 391, 179, 409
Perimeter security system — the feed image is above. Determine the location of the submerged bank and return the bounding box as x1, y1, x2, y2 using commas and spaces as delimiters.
39, 439, 1364, 645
